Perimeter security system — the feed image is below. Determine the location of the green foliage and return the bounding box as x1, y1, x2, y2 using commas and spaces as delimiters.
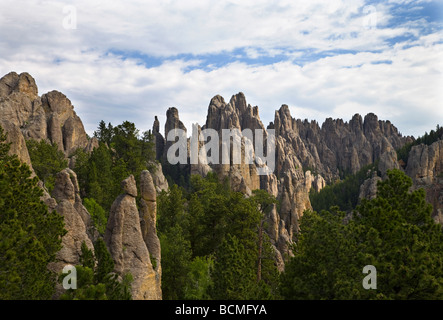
310, 163, 378, 212
281, 169, 443, 300
0, 126, 67, 299
60, 239, 133, 300
83, 198, 107, 235
211, 234, 257, 300
157, 184, 187, 234
187, 173, 230, 257
112, 121, 145, 175
157, 182, 193, 300
184, 256, 214, 300
280, 208, 362, 299
0, 126, 11, 160
353, 169, 443, 299
157, 172, 280, 300
69, 148, 89, 196
74, 120, 156, 212
162, 160, 191, 189
159, 225, 192, 300
94, 120, 113, 146
251, 189, 278, 215
26, 139, 68, 193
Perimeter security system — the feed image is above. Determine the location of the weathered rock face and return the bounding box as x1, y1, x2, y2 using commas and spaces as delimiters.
0, 72, 89, 159
378, 147, 400, 178
47, 168, 95, 298
406, 140, 443, 184
0, 120, 33, 168
0, 72, 38, 101
153, 92, 412, 265
42, 90, 89, 155
105, 174, 162, 300
149, 161, 169, 193
139, 170, 161, 268
202, 92, 263, 193
407, 140, 443, 223
1, 71, 165, 299
153, 116, 165, 161
286, 110, 411, 182
359, 173, 382, 201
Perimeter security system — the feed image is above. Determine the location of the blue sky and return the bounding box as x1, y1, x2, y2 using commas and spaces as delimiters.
0, 0, 442, 138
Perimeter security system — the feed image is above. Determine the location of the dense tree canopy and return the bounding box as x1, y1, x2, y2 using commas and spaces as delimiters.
281, 169, 443, 300
26, 139, 68, 193
157, 172, 280, 300
309, 163, 378, 213
73, 120, 156, 211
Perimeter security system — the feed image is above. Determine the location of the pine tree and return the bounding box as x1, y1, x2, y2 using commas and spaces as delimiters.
183, 256, 214, 300
83, 198, 107, 235
26, 139, 68, 193
211, 234, 256, 300
354, 169, 443, 299
60, 239, 132, 300
0, 125, 67, 299
281, 169, 443, 300
159, 225, 192, 300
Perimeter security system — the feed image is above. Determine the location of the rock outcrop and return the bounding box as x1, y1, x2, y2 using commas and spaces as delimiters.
406, 140, 443, 185
280, 110, 411, 182
149, 161, 169, 193
0, 71, 100, 263
378, 147, 400, 178
359, 173, 382, 201
0, 72, 90, 164
406, 140, 443, 223
0, 71, 164, 299
139, 170, 161, 268
153, 92, 412, 264
202, 93, 263, 194
47, 168, 95, 298
105, 174, 162, 300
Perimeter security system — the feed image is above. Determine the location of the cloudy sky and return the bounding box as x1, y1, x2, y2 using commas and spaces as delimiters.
0, 0, 442, 138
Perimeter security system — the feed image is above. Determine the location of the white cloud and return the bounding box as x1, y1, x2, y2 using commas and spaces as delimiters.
0, 0, 441, 138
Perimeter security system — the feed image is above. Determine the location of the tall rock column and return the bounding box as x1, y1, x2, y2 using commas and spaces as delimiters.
105, 175, 162, 300
48, 168, 95, 298
139, 170, 161, 270
406, 140, 443, 224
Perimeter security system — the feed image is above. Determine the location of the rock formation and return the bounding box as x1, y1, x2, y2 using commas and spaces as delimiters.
149, 161, 169, 193
0, 72, 89, 160
3, 70, 438, 281
139, 170, 161, 268
1, 71, 164, 300
358, 173, 382, 201
47, 168, 95, 298
153, 92, 413, 263
105, 174, 162, 300
279, 110, 411, 182
406, 140, 443, 223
